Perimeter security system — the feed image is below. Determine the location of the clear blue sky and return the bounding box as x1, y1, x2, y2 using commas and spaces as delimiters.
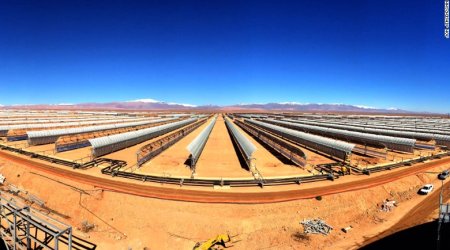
0, 0, 449, 112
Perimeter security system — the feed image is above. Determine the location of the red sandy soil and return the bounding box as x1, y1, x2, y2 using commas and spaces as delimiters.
1, 152, 449, 249
2, 147, 450, 202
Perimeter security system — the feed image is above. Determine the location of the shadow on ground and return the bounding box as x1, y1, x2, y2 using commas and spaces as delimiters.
361, 220, 450, 250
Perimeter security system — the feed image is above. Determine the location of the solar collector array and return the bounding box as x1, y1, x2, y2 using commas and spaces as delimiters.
26, 118, 178, 145
0, 116, 139, 125
343, 121, 450, 132
284, 118, 450, 147
89, 118, 198, 157
0, 118, 148, 136
296, 118, 450, 135
246, 119, 354, 161
268, 119, 416, 152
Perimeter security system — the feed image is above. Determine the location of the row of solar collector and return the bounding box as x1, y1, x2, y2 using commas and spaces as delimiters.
340, 118, 450, 123
245, 119, 355, 161
238, 115, 450, 148
0, 112, 73, 116
278, 118, 450, 148
0, 113, 111, 118
239, 114, 450, 131
225, 117, 257, 168
312, 118, 450, 126
297, 116, 450, 126
262, 119, 416, 152
0, 116, 145, 125
0, 110, 121, 115
289, 118, 450, 133
279, 114, 444, 121
278, 119, 449, 140
26, 118, 179, 145
187, 116, 218, 169
308, 116, 450, 122
0, 117, 151, 137
349, 123, 450, 131
307, 119, 450, 132
272, 115, 450, 125
90, 117, 200, 157
290, 115, 450, 122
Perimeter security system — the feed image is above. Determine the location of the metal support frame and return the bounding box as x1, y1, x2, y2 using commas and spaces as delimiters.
437, 179, 449, 250
0, 194, 73, 250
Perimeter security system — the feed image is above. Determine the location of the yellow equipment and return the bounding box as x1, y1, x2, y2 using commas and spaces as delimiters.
193, 234, 234, 250
341, 166, 349, 175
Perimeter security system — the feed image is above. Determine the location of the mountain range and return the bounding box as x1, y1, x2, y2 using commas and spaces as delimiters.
0, 99, 415, 113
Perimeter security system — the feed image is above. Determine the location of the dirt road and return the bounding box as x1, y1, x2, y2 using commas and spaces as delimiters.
1, 150, 450, 204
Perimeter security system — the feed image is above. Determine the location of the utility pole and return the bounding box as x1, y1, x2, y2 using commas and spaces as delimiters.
437, 179, 450, 250
436, 179, 443, 250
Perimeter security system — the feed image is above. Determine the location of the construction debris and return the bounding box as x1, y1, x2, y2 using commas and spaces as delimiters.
300, 218, 333, 235
380, 199, 397, 212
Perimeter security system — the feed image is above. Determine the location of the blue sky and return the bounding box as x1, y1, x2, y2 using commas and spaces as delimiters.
0, 0, 449, 112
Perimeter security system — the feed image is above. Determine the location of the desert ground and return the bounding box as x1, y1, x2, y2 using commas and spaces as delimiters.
1, 110, 449, 249
1, 153, 449, 249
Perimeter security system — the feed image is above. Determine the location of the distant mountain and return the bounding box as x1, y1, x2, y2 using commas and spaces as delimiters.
0, 99, 412, 113
75, 99, 198, 110
222, 102, 408, 113
2, 99, 199, 111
